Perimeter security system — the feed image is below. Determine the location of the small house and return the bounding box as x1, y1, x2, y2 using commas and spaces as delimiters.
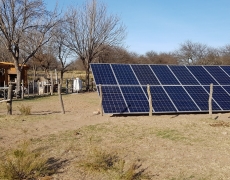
0, 62, 29, 87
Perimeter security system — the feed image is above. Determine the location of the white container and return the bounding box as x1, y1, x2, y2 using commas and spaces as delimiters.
73, 78, 82, 93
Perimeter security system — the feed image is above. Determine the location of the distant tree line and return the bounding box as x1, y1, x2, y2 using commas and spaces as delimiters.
1, 0, 230, 92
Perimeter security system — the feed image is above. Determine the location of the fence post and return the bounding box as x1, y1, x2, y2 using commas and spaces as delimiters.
66, 80, 68, 94
147, 84, 152, 117
27, 81, 29, 97
99, 84, 103, 116
7, 85, 13, 115
21, 79, 24, 99
50, 73, 53, 95
209, 83, 213, 119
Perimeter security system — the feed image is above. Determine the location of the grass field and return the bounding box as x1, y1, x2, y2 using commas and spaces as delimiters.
0, 92, 230, 179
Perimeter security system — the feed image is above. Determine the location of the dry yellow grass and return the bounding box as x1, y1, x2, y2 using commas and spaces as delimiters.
1, 93, 230, 179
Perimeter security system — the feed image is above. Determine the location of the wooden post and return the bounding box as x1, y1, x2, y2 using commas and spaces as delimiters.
50, 73, 53, 95
209, 83, 213, 119
7, 85, 13, 115
66, 80, 68, 94
27, 81, 29, 97
32, 80, 35, 97
147, 84, 152, 116
55, 69, 58, 84
58, 83, 65, 114
21, 79, 24, 99
3, 81, 6, 99
99, 84, 103, 116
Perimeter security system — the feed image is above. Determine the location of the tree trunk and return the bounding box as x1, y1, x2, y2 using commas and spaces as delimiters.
58, 71, 65, 114
85, 64, 90, 91
58, 83, 65, 114
15, 66, 22, 98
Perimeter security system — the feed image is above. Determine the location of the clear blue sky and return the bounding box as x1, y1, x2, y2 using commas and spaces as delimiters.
44, 0, 230, 55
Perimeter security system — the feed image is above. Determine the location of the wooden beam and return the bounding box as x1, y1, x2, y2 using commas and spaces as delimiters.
6, 85, 12, 115
209, 83, 213, 119
147, 84, 152, 116
99, 84, 103, 116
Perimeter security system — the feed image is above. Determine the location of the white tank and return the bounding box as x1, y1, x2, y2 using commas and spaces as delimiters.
73, 78, 82, 93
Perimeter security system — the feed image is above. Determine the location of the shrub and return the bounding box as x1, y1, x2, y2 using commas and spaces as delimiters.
18, 104, 31, 115
79, 147, 151, 180
0, 142, 51, 180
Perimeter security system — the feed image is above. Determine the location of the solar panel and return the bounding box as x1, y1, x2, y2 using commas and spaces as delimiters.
131, 65, 160, 85
90, 63, 230, 114
150, 65, 180, 85
112, 64, 139, 85
186, 66, 218, 85
204, 66, 230, 85
169, 66, 199, 85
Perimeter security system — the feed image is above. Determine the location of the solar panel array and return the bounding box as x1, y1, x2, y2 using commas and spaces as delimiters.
90, 63, 230, 114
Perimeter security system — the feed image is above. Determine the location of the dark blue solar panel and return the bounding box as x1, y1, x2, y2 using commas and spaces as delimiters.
150, 65, 180, 85
131, 65, 160, 85
184, 86, 221, 111
186, 66, 218, 85
222, 86, 230, 94
91, 63, 230, 114
204, 66, 230, 85
121, 86, 149, 112
164, 86, 199, 111
220, 66, 230, 76
204, 86, 230, 110
111, 64, 139, 85
143, 86, 177, 112
169, 66, 199, 85
101, 86, 129, 113
90, 64, 117, 85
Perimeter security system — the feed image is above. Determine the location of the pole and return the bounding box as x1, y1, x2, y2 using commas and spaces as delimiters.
147, 84, 152, 116
99, 84, 103, 116
209, 83, 213, 119
7, 85, 12, 115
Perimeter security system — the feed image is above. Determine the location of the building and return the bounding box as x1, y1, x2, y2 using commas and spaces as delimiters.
0, 62, 29, 87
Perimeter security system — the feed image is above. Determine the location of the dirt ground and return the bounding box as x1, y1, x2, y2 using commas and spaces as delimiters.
1, 92, 230, 179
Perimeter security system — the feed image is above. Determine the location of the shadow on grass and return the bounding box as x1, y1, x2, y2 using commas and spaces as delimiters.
46, 157, 69, 175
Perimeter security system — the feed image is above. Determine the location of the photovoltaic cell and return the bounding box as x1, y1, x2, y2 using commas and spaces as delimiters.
101, 86, 128, 113
90, 64, 116, 85
164, 86, 199, 112
111, 64, 139, 85
204, 66, 230, 85
184, 86, 221, 111
186, 66, 218, 85
220, 66, 230, 76
204, 86, 230, 110
146, 86, 177, 112
150, 65, 180, 85
121, 86, 149, 112
169, 66, 199, 85
222, 86, 230, 95
131, 65, 160, 85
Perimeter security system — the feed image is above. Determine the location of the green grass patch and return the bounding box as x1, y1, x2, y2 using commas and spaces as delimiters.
155, 129, 187, 141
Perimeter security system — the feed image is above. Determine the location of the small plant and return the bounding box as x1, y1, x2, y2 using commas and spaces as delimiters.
18, 104, 31, 115
80, 148, 119, 172
0, 142, 51, 180
79, 147, 151, 179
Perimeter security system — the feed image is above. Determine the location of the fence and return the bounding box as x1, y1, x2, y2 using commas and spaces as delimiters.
0, 85, 13, 114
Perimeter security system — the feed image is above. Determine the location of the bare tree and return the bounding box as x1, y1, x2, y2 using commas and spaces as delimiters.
52, 25, 75, 115
220, 45, 230, 65
65, 0, 126, 90
0, 0, 59, 96
175, 40, 208, 65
